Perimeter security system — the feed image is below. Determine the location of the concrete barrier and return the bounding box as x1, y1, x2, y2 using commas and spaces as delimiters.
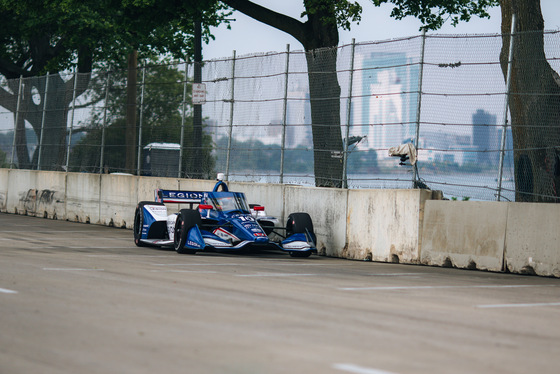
99, 173, 139, 227
283, 185, 348, 257
66, 172, 101, 223
420, 201, 508, 272
504, 203, 560, 277
5, 170, 66, 219
346, 189, 433, 263
2, 169, 558, 278
0, 168, 8, 211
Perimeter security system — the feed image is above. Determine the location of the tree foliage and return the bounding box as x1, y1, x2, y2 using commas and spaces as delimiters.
0, 0, 229, 171
0, 0, 230, 76
372, 0, 498, 30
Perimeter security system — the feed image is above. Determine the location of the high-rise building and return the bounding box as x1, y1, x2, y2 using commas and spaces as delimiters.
472, 109, 497, 165
351, 52, 420, 156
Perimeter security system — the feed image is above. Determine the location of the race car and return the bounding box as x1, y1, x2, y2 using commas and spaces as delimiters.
133, 175, 317, 257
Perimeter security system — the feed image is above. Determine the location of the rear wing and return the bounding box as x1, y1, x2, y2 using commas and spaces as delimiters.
155, 189, 205, 204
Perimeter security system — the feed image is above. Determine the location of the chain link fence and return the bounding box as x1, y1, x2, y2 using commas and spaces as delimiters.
1, 29, 559, 201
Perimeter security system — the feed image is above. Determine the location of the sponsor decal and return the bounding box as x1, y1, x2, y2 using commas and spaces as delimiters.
253, 232, 266, 237
166, 191, 204, 199
213, 228, 239, 241
147, 205, 168, 218
187, 240, 201, 248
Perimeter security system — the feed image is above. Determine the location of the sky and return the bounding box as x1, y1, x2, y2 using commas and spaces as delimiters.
203, 0, 560, 60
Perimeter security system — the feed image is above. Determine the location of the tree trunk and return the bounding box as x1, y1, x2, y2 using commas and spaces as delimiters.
300, 4, 344, 188
192, 20, 203, 179
305, 47, 344, 187
500, 0, 560, 202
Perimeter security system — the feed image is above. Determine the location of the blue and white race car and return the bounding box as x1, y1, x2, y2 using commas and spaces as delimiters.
133, 176, 317, 257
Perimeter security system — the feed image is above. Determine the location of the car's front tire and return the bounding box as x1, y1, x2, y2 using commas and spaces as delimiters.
174, 209, 202, 254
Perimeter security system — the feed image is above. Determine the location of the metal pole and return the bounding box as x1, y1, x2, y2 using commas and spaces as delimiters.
193, 20, 203, 179
497, 13, 517, 201
10, 75, 23, 169
413, 29, 427, 187
342, 39, 356, 189
66, 68, 79, 172
37, 73, 50, 170
178, 62, 189, 178
280, 44, 290, 184
136, 61, 146, 176
99, 70, 111, 174
225, 50, 236, 180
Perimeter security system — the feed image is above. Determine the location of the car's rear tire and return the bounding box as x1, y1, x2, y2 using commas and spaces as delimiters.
286, 212, 314, 236
134, 201, 164, 247
286, 212, 314, 258
174, 209, 202, 254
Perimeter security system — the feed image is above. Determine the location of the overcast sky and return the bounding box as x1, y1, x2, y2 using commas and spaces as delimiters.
203, 0, 560, 59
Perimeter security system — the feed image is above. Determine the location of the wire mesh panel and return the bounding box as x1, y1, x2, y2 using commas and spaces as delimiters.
67, 71, 109, 173
346, 36, 424, 189
209, 51, 288, 183
140, 62, 186, 177
0, 76, 20, 167
419, 34, 508, 200
202, 55, 235, 178
283, 49, 315, 185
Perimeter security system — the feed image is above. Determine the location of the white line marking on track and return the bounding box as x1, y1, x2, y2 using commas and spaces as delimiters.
333, 363, 399, 374
86, 255, 175, 258
338, 285, 551, 291
236, 273, 318, 277
254, 262, 330, 266
477, 302, 560, 309
151, 263, 243, 266
0, 287, 18, 294
67, 247, 132, 249
3, 230, 101, 233
150, 270, 218, 274
43, 268, 105, 271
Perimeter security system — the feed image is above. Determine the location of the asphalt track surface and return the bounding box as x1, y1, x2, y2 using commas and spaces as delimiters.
1, 213, 559, 374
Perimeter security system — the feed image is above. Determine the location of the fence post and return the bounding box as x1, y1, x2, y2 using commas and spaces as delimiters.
178, 62, 189, 178
497, 14, 517, 201
99, 70, 111, 174
413, 29, 426, 187
10, 75, 23, 169
225, 50, 236, 180
136, 61, 146, 176
342, 39, 356, 189
37, 73, 50, 171
280, 44, 290, 184
66, 68, 79, 172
